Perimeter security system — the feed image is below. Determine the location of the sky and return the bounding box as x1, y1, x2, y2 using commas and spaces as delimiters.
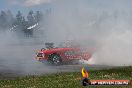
0, 0, 52, 15
0, 0, 132, 14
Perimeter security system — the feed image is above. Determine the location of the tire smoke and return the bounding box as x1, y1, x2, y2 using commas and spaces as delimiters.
0, 0, 132, 77
44, 0, 132, 66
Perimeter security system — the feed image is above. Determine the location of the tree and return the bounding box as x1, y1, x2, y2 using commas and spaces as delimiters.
27, 10, 35, 25
34, 11, 43, 22
6, 10, 15, 27
0, 11, 8, 30
16, 11, 23, 24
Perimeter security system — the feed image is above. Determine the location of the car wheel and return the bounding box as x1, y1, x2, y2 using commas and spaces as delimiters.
48, 54, 62, 65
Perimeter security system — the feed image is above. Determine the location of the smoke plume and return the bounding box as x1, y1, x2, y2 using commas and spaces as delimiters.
44, 0, 132, 66
0, 0, 132, 77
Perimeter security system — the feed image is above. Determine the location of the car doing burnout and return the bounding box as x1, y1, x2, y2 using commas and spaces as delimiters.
36, 43, 92, 64
35, 43, 93, 65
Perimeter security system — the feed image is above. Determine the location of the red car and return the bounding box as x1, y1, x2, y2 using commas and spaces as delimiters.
35, 43, 93, 65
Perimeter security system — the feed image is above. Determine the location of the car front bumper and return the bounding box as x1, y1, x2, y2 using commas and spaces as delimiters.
35, 56, 48, 61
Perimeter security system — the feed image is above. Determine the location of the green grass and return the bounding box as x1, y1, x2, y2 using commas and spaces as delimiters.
0, 66, 132, 88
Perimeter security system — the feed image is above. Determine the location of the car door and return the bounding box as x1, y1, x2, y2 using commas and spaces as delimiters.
64, 50, 81, 60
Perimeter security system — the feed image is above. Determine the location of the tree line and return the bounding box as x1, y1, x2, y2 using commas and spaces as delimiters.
0, 10, 46, 37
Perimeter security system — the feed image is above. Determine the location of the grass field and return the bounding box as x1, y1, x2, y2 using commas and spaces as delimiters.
0, 66, 132, 88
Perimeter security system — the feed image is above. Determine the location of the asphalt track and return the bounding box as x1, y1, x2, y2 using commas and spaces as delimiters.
0, 44, 113, 78
0, 64, 112, 79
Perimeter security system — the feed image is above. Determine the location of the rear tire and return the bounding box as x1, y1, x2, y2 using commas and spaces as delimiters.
48, 54, 62, 65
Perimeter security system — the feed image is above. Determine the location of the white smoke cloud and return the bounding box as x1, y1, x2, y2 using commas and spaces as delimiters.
1, 0, 132, 76
6, 0, 57, 7
43, 0, 132, 66
24, 0, 56, 6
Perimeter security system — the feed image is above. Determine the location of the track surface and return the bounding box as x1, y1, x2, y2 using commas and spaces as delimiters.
0, 64, 112, 79
0, 44, 112, 78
